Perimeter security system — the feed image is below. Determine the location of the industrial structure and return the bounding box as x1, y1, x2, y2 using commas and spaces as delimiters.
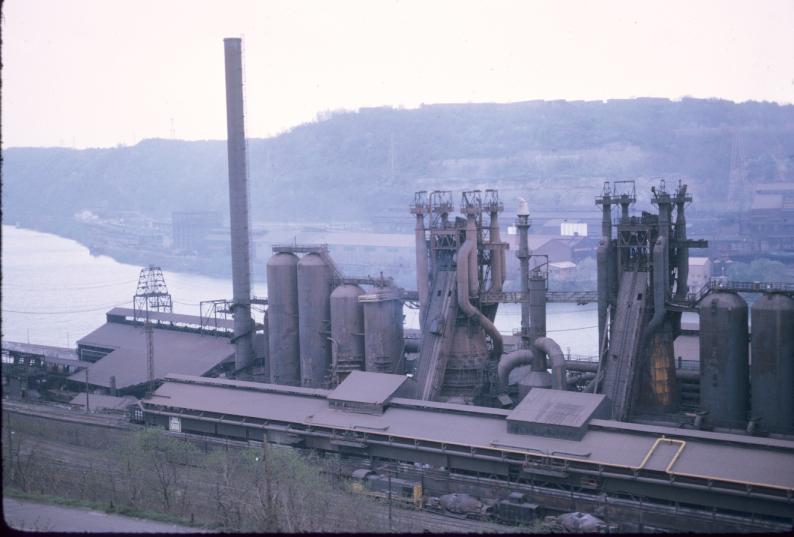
65, 308, 236, 396
6, 37, 794, 533
140, 373, 794, 532
223, 37, 256, 373
592, 180, 705, 420
266, 244, 404, 389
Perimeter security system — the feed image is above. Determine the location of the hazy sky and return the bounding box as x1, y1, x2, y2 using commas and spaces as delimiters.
3, 0, 793, 148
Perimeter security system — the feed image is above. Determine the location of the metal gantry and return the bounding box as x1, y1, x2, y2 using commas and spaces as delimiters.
132, 266, 173, 397
132, 265, 173, 319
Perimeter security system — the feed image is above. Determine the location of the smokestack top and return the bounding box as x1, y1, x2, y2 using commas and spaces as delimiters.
517, 197, 529, 217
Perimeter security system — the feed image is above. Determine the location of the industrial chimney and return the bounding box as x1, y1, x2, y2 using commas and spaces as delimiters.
223, 37, 255, 371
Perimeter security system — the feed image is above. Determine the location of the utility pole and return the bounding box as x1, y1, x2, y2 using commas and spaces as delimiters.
379, 464, 393, 530
388, 471, 392, 531
85, 367, 90, 412
146, 307, 155, 397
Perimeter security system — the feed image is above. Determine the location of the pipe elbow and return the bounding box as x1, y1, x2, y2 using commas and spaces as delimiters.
497, 349, 537, 389
533, 337, 566, 390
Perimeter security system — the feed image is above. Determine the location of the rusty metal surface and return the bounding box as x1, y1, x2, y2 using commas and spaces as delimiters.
330, 284, 366, 379
750, 293, 794, 434
698, 291, 749, 428
362, 290, 404, 374
266, 252, 301, 385
297, 253, 333, 387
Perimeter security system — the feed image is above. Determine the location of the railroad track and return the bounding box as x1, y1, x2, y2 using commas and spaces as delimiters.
6, 400, 790, 533
3, 403, 522, 533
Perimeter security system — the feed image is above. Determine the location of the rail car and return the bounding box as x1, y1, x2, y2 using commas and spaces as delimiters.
349, 467, 548, 526
350, 469, 423, 508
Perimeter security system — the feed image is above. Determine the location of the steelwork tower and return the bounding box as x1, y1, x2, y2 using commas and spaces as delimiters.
223, 37, 255, 372
132, 266, 171, 397
133, 266, 173, 318
595, 180, 707, 420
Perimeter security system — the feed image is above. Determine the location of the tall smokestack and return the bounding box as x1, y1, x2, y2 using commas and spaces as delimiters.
223, 37, 254, 371
516, 198, 531, 345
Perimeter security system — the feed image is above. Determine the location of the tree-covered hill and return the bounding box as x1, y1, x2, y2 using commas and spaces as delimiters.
4, 97, 793, 236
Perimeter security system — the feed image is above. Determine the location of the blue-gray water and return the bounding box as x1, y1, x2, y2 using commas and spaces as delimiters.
1, 225, 599, 355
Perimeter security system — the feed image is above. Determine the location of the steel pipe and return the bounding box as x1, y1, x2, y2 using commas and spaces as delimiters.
457, 234, 503, 362
532, 337, 567, 390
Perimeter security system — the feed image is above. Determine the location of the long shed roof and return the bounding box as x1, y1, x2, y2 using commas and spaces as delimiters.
69, 323, 233, 389
144, 376, 794, 491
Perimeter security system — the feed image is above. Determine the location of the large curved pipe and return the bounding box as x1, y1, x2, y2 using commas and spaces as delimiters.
457, 237, 503, 362
496, 349, 537, 388
533, 337, 566, 390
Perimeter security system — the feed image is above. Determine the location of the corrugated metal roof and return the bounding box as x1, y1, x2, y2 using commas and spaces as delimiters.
144, 377, 794, 490
328, 371, 407, 405
68, 323, 233, 389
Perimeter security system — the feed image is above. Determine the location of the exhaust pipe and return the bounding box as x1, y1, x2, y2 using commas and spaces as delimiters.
457, 225, 503, 362
532, 337, 566, 391
497, 349, 538, 389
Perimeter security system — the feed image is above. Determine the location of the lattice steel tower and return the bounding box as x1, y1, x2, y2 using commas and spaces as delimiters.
132, 266, 172, 396
133, 265, 173, 317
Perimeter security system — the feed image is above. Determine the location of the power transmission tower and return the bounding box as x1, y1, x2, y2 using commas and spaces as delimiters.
132, 266, 172, 396
133, 266, 173, 319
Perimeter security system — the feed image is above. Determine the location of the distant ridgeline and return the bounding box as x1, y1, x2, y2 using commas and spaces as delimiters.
4, 98, 794, 236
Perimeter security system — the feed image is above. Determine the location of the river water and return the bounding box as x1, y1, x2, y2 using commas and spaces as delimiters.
1, 225, 599, 355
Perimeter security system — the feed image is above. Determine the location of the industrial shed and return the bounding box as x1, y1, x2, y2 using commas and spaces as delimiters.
141, 373, 794, 504
67, 309, 234, 395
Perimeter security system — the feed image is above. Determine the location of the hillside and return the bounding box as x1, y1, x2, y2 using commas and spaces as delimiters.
3, 98, 794, 237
